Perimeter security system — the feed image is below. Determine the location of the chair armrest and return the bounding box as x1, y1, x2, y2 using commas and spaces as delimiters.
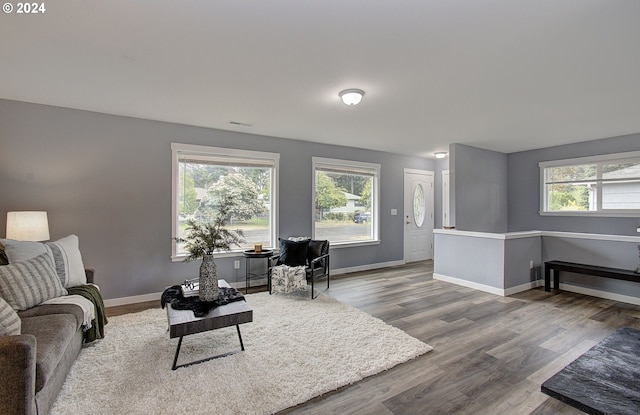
269, 255, 281, 267
0, 334, 37, 415
309, 253, 330, 266
85, 268, 95, 284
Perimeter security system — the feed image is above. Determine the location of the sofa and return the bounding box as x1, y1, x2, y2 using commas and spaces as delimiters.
0, 270, 94, 415
0, 236, 105, 415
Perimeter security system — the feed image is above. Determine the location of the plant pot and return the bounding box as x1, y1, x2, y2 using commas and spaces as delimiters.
199, 255, 219, 301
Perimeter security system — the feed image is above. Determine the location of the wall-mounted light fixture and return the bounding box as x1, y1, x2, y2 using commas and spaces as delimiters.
434, 152, 448, 159
6, 211, 50, 241
339, 89, 365, 106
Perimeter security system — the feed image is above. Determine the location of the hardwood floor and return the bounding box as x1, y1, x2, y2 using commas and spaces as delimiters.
106, 261, 640, 414
278, 261, 639, 415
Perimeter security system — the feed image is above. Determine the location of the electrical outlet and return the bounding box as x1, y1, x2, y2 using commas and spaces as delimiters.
234, 260, 240, 269
391, 209, 397, 215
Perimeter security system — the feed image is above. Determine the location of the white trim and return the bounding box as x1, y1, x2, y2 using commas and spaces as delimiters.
542, 231, 640, 243
433, 273, 505, 296
504, 280, 543, 296
433, 229, 640, 243
538, 150, 640, 168
559, 283, 640, 306
311, 156, 381, 243
171, 142, 280, 258
404, 168, 434, 176
539, 150, 640, 215
104, 292, 162, 308
433, 229, 542, 240
433, 273, 544, 297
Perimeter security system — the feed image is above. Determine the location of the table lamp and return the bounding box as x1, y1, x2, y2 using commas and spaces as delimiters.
6, 211, 50, 241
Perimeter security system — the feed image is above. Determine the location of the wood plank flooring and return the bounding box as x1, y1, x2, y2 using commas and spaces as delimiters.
106, 261, 640, 414
277, 261, 640, 415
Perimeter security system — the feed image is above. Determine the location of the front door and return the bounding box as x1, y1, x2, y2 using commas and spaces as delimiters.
404, 169, 434, 262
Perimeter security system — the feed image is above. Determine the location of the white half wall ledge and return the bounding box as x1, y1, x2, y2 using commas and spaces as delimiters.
434, 229, 640, 243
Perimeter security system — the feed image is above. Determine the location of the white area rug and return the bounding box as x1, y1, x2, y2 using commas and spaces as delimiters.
51, 291, 432, 415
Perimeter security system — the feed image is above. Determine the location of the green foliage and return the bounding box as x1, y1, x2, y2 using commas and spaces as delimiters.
174, 194, 245, 261
178, 169, 198, 215
324, 212, 346, 221
198, 173, 264, 221
548, 184, 590, 211
315, 172, 347, 212
359, 179, 372, 209
331, 173, 368, 195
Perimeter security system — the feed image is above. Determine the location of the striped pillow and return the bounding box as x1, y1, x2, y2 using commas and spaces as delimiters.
0, 253, 68, 311
0, 296, 21, 335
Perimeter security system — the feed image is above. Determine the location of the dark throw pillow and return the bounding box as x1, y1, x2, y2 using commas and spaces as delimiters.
277, 238, 310, 267
308, 240, 329, 268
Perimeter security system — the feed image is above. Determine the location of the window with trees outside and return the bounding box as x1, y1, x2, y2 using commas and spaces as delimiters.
540, 151, 640, 216
312, 157, 380, 245
172, 143, 279, 259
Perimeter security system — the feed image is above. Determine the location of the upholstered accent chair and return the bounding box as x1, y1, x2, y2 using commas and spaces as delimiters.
270, 238, 330, 299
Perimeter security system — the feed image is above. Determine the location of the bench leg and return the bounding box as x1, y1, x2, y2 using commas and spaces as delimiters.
554, 269, 560, 291
545, 266, 551, 292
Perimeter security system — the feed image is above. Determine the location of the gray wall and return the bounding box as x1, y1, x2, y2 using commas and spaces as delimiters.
450, 143, 508, 232
0, 99, 434, 300
507, 133, 640, 235
542, 236, 640, 297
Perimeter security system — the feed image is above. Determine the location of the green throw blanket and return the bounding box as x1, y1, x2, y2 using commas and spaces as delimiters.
68, 284, 108, 343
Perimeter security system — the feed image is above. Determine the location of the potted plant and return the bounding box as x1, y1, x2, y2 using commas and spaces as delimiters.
174, 195, 244, 301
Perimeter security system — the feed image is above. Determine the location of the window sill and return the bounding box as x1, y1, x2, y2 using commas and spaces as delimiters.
329, 240, 381, 249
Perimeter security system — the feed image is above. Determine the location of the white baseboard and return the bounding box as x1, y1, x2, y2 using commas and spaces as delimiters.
559, 283, 640, 306
104, 261, 407, 307
433, 273, 506, 296
433, 273, 543, 297
104, 292, 163, 308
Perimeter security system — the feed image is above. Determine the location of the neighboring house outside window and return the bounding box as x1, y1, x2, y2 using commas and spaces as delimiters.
171, 143, 279, 259
540, 151, 640, 216
312, 157, 380, 245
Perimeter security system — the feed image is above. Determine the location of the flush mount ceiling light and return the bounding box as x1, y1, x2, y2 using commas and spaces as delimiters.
339, 89, 365, 106
434, 152, 448, 159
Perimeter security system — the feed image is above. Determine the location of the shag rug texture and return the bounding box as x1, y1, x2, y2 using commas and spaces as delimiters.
51, 291, 432, 415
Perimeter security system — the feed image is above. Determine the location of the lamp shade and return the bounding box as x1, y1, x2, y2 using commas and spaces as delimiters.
6, 211, 50, 241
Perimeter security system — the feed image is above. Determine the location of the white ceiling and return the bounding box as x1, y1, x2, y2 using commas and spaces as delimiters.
2, 0, 640, 158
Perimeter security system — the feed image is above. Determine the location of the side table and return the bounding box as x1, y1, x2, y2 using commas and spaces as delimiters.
243, 249, 273, 293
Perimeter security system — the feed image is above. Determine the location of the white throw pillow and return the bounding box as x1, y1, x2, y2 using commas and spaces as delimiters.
45, 235, 87, 287
0, 235, 87, 288
0, 253, 68, 311
0, 296, 21, 335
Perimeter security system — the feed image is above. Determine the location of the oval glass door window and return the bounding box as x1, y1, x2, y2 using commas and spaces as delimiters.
413, 184, 425, 227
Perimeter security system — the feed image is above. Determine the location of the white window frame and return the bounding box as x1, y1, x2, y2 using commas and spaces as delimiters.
539, 150, 640, 217
171, 143, 279, 260
312, 157, 380, 246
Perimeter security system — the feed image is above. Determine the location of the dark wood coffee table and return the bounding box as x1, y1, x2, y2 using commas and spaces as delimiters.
166, 279, 253, 370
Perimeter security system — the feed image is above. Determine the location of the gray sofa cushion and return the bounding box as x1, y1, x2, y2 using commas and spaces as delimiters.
20, 314, 78, 392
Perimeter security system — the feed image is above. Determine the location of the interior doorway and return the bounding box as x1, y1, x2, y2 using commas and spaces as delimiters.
442, 170, 450, 227
403, 168, 434, 262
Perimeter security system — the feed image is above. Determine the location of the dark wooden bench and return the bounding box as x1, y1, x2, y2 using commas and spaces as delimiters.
544, 260, 640, 292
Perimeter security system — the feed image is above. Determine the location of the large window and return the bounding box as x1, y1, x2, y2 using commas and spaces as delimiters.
172, 143, 279, 259
312, 157, 380, 245
540, 151, 640, 216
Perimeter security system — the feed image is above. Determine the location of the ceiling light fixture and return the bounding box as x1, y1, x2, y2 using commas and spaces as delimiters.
339, 89, 365, 106
434, 152, 447, 159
